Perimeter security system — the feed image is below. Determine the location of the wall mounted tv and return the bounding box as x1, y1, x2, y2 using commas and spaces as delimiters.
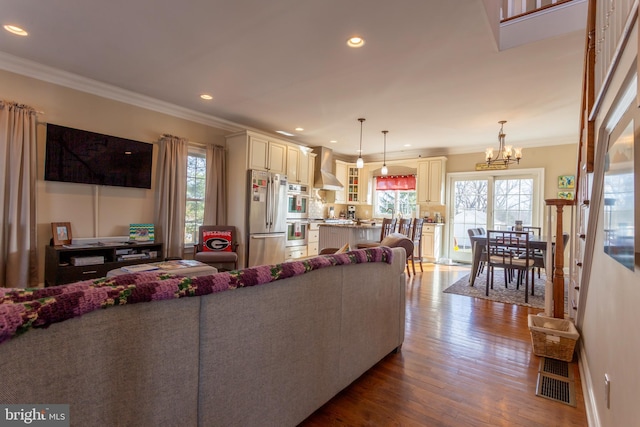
45, 124, 153, 189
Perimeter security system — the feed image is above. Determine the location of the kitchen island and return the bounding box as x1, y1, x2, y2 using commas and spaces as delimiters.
318, 223, 382, 252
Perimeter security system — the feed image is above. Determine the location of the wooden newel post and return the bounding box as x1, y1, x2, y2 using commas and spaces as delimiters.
545, 199, 575, 318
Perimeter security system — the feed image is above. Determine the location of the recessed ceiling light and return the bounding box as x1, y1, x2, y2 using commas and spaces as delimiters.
347, 36, 365, 48
295, 127, 304, 132
4, 25, 28, 36
329, 140, 338, 144
404, 144, 412, 147
200, 94, 213, 100
276, 130, 295, 137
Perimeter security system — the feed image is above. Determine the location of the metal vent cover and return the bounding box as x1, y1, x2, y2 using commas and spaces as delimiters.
535, 358, 576, 406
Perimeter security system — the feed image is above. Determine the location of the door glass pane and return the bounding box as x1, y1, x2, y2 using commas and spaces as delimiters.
451, 179, 488, 259
493, 178, 534, 230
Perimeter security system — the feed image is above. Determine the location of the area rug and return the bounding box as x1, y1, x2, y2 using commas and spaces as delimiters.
443, 269, 547, 308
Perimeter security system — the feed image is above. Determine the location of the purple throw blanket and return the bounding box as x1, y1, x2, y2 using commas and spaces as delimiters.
0, 247, 393, 344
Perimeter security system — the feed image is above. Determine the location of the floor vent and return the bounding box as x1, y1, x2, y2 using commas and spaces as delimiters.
535, 358, 576, 406
540, 357, 573, 380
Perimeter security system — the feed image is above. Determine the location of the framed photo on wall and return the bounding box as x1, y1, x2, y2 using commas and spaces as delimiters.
51, 222, 72, 246
558, 175, 575, 189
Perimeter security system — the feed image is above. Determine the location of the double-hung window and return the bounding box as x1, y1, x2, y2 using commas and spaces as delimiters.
185, 147, 206, 245
373, 175, 417, 218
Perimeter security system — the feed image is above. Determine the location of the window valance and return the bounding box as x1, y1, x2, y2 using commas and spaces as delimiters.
376, 175, 416, 190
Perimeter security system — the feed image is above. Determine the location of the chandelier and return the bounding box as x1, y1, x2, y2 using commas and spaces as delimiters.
485, 120, 522, 166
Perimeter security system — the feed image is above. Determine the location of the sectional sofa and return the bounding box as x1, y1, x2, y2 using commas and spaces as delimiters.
0, 247, 406, 427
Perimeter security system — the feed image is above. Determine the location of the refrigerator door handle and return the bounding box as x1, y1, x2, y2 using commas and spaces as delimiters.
251, 234, 283, 239
265, 175, 271, 229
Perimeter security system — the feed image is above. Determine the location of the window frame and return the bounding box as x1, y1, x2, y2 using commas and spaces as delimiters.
184, 146, 207, 247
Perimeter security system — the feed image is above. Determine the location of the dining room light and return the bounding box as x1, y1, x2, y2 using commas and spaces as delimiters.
381, 130, 388, 175
356, 118, 365, 168
485, 120, 522, 166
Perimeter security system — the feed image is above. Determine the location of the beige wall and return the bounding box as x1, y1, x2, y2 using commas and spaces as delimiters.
0, 69, 228, 284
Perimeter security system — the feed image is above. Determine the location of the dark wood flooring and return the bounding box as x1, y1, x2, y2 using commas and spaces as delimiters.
299, 263, 588, 427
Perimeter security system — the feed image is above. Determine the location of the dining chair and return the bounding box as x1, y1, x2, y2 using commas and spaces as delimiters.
486, 229, 535, 303
357, 218, 398, 249
409, 218, 425, 274
467, 228, 487, 277
398, 218, 412, 237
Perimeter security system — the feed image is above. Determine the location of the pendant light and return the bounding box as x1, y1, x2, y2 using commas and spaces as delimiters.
356, 118, 365, 168
381, 130, 388, 175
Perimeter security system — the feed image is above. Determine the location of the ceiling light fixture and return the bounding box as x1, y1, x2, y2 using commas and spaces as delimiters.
200, 94, 213, 100
4, 25, 28, 36
356, 118, 365, 168
485, 120, 522, 167
347, 36, 365, 48
276, 130, 295, 137
381, 130, 388, 176
295, 127, 304, 132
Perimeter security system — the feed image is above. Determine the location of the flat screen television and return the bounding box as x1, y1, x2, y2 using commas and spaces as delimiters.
45, 124, 153, 189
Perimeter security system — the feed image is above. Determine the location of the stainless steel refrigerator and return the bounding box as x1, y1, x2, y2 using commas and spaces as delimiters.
247, 170, 288, 267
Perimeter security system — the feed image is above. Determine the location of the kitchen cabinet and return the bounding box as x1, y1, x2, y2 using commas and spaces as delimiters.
334, 160, 348, 203
417, 157, 446, 204
287, 146, 314, 184
347, 166, 360, 203
421, 223, 443, 262
249, 135, 287, 174
286, 246, 307, 260
307, 227, 319, 256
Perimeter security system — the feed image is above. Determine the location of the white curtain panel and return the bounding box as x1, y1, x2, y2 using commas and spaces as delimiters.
204, 144, 227, 225
155, 134, 188, 259
0, 101, 38, 287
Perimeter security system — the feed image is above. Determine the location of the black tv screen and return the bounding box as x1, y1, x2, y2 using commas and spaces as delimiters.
45, 124, 153, 189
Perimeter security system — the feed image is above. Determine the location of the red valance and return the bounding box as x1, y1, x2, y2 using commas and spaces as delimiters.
376, 175, 416, 190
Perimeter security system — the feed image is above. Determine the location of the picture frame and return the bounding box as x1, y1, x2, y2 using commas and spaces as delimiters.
558, 175, 575, 189
51, 222, 72, 246
558, 191, 574, 200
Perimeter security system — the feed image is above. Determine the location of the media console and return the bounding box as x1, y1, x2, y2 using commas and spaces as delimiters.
45, 242, 163, 287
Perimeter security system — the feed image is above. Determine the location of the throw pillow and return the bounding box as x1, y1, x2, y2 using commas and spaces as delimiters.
203, 230, 233, 252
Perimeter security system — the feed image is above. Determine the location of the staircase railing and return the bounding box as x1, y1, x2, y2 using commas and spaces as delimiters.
501, 0, 577, 21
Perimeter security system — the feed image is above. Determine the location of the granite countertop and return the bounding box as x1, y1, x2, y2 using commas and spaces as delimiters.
318, 223, 382, 228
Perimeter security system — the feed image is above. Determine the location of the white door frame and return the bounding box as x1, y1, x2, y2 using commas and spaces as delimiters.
444, 168, 545, 262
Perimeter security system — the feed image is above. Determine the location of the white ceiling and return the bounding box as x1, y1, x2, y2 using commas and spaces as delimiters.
0, 0, 586, 159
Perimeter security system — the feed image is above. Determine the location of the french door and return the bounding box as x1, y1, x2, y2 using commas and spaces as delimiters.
446, 169, 544, 263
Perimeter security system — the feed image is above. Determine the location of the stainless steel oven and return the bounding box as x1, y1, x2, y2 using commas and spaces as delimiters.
286, 183, 310, 219
285, 220, 308, 247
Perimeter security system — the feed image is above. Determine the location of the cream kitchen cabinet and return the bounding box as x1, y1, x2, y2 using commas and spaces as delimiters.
417, 157, 446, 204
249, 135, 287, 174
307, 227, 319, 256
287, 146, 314, 184
334, 160, 348, 203
421, 223, 443, 262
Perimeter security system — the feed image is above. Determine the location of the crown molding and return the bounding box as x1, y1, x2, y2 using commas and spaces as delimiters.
0, 51, 244, 133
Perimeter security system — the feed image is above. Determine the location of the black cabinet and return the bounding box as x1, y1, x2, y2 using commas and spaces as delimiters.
45, 242, 163, 287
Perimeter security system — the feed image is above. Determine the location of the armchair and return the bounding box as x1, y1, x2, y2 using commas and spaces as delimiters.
194, 225, 239, 271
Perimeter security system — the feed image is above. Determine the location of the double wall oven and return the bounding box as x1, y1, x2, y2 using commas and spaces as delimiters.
285, 183, 310, 247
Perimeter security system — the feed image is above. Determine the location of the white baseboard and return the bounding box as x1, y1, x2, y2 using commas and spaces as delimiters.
578, 343, 600, 427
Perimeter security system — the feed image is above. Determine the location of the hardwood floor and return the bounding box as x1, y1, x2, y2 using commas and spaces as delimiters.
299, 263, 588, 427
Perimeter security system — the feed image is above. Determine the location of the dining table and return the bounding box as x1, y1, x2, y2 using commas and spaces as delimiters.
468, 233, 552, 286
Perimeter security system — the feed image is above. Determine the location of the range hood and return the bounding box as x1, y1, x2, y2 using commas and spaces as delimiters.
312, 147, 344, 191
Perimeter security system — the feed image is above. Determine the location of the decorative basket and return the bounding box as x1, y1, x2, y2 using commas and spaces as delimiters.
528, 315, 580, 362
